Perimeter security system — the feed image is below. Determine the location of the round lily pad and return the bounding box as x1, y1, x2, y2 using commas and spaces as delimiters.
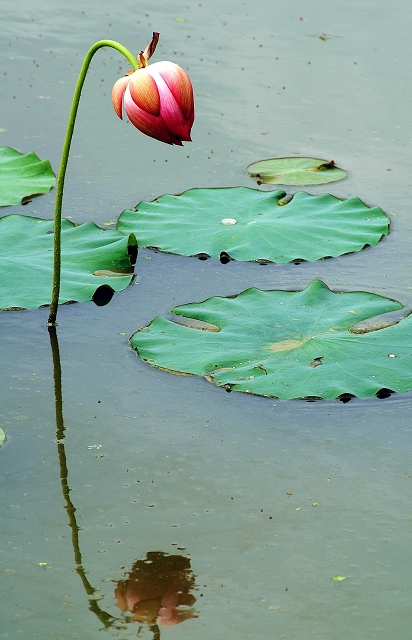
118, 187, 389, 263
0, 147, 56, 206
246, 157, 347, 186
131, 280, 412, 400
0, 214, 137, 310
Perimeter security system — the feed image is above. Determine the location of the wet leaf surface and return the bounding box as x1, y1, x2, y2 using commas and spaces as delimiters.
131, 280, 412, 400
118, 187, 388, 263
247, 157, 346, 185
0, 147, 55, 206
0, 215, 137, 310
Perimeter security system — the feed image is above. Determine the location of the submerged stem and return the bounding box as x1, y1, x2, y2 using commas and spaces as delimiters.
47, 41, 138, 326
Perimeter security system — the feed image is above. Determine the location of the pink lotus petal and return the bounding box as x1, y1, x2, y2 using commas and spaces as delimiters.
112, 76, 130, 119
155, 61, 194, 121
128, 68, 161, 116
124, 86, 183, 145
147, 67, 192, 141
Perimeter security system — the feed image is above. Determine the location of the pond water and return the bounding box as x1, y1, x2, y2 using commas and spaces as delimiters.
1, 0, 412, 638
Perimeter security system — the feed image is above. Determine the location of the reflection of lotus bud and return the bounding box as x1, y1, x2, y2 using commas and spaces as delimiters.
114, 551, 197, 628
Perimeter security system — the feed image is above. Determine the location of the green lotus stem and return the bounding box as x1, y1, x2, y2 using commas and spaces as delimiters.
47, 41, 139, 326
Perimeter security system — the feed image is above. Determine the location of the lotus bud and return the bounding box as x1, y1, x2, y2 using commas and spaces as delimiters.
112, 32, 194, 146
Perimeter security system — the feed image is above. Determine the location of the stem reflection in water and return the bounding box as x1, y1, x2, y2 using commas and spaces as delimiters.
48, 326, 197, 637
48, 325, 121, 629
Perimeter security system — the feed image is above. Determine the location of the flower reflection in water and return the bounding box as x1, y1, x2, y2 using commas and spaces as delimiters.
115, 551, 197, 635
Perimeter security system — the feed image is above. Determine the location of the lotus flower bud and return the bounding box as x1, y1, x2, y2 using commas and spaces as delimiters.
112, 33, 194, 145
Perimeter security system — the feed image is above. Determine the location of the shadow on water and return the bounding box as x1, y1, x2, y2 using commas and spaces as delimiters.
48, 326, 197, 638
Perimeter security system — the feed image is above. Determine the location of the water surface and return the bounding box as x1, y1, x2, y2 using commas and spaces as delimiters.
1, 1, 412, 638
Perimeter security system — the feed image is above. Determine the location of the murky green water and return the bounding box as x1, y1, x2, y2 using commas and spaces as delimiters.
1, 1, 412, 638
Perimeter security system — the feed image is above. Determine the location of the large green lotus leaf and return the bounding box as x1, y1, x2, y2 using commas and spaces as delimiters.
131, 280, 412, 400
118, 188, 389, 263
247, 157, 346, 186
0, 147, 56, 206
0, 215, 137, 310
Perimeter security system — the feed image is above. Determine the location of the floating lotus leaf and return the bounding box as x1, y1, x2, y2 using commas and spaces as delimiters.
0, 147, 56, 206
131, 280, 412, 400
118, 187, 389, 263
0, 215, 137, 310
247, 157, 347, 186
